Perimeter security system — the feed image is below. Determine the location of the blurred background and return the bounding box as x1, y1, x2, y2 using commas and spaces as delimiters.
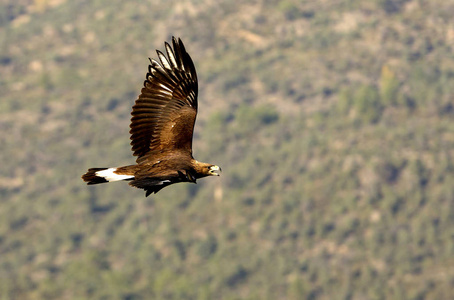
1, 0, 454, 299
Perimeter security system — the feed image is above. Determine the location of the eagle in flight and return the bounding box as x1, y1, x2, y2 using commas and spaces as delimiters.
82, 37, 221, 197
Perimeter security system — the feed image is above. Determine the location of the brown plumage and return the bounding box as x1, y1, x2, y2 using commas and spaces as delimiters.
82, 37, 220, 197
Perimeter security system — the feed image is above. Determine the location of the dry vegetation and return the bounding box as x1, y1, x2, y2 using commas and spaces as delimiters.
1, 0, 454, 299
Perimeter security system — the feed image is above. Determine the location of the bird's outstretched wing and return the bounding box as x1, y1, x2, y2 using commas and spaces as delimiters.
130, 37, 198, 163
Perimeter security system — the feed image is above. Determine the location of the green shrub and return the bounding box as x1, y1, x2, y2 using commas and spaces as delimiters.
353, 85, 383, 124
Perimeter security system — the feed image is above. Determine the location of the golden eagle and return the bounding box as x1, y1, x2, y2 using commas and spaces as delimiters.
82, 37, 221, 197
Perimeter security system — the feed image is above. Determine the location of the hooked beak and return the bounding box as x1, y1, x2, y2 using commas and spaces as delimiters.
209, 165, 221, 176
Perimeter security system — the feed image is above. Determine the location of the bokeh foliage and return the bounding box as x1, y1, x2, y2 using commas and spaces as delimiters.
1, 0, 454, 299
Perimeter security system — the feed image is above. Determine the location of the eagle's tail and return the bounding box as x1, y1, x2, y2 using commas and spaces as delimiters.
82, 167, 135, 185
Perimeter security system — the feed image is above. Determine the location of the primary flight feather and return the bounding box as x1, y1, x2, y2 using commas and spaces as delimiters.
82, 37, 221, 197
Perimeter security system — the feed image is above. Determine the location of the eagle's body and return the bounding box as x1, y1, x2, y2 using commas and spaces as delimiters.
82, 37, 220, 196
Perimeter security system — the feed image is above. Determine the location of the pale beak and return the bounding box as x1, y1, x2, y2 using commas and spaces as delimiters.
209, 165, 221, 176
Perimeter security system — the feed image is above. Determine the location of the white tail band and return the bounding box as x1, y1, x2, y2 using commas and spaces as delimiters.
95, 168, 134, 182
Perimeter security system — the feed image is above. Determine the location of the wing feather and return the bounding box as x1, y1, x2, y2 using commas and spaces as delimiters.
129, 37, 198, 161
165, 42, 178, 69
157, 50, 172, 71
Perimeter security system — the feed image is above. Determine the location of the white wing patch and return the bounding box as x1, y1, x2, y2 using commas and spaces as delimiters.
157, 180, 171, 185
96, 168, 134, 182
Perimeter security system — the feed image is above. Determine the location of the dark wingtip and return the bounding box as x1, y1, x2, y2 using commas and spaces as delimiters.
178, 37, 184, 47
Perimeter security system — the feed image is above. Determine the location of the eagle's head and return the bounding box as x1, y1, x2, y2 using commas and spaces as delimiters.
194, 161, 221, 178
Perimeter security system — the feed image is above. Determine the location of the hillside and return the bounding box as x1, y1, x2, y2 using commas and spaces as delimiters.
1, 0, 454, 299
